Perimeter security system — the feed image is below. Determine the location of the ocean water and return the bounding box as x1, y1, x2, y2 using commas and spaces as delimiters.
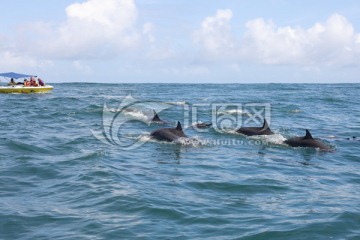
0, 83, 359, 239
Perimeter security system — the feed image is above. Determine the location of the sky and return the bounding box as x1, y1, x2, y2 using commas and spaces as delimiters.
0, 0, 360, 83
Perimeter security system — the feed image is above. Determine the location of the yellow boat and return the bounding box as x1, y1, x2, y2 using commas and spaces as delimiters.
0, 85, 54, 94
0, 72, 53, 94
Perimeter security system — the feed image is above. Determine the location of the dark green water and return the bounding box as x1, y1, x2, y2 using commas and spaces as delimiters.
0, 83, 359, 239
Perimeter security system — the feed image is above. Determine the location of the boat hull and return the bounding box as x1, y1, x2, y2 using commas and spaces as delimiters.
0, 85, 54, 94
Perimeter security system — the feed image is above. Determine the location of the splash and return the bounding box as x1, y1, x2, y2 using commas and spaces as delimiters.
249, 133, 287, 145
174, 136, 209, 147
218, 109, 246, 115
121, 109, 149, 123
165, 101, 187, 106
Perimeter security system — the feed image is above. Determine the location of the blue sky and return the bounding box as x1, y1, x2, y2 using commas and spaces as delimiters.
1, 0, 360, 83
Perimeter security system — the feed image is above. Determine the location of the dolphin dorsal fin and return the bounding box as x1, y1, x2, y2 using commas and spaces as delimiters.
152, 110, 161, 122
304, 129, 313, 139
261, 119, 270, 130
175, 121, 183, 131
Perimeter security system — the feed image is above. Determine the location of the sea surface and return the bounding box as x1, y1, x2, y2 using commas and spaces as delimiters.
1, 83, 359, 239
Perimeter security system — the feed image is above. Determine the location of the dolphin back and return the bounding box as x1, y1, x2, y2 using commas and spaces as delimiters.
152, 110, 164, 123
237, 119, 273, 136
150, 121, 187, 142
284, 129, 332, 151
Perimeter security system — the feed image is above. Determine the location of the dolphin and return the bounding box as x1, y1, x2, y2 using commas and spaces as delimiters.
236, 119, 274, 136
194, 122, 212, 129
284, 129, 332, 151
150, 121, 187, 142
151, 110, 166, 124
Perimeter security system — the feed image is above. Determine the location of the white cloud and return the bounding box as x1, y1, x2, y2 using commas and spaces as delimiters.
242, 14, 360, 65
9, 0, 157, 61
0, 51, 50, 69
66, 0, 136, 30
193, 9, 235, 54
194, 12, 360, 66
43, 0, 140, 59
0, 0, 162, 76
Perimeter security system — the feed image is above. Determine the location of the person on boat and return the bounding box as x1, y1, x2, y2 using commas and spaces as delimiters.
30, 78, 38, 87
38, 78, 44, 86
24, 79, 31, 87
8, 78, 16, 86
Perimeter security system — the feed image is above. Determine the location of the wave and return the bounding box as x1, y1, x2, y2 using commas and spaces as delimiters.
121, 109, 149, 122
164, 101, 188, 106
242, 211, 360, 239
103, 107, 150, 123
4, 139, 52, 154
289, 109, 302, 113
222, 130, 287, 147
186, 181, 288, 193
132, 134, 209, 148
174, 136, 209, 147
70, 151, 105, 161
217, 109, 247, 115
249, 133, 287, 145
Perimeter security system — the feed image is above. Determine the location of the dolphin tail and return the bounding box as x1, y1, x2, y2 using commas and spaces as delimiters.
152, 110, 162, 122
304, 129, 314, 139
